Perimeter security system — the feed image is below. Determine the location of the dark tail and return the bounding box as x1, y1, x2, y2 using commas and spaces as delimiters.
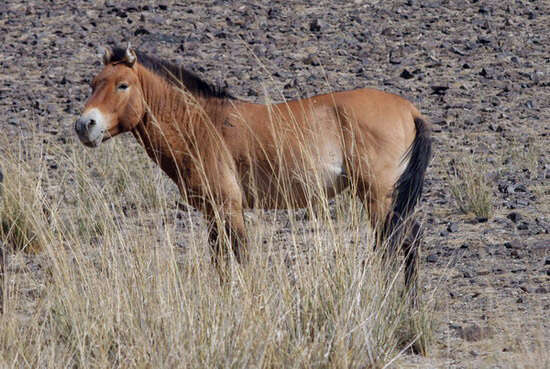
382, 118, 432, 298
382, 117, 432, 293
386, 117, 432, 236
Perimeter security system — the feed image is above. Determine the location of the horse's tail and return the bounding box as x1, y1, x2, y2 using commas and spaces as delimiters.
384, 116, 432, 249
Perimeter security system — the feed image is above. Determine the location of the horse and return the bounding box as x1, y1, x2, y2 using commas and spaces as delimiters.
74, 45, 431, 294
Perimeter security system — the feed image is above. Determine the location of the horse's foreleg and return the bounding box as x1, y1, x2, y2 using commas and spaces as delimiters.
181, 161, 248, 278
207, 202, 248, 265
203, 177, 248, 282
227, 209, 248, 264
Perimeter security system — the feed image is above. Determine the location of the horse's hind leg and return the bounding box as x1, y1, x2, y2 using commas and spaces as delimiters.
354, 176, 394, 246
355, 173, 419, 285
402, 219, 421, 302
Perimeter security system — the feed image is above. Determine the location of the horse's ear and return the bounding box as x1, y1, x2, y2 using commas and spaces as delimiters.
125, 43, 137, 67
99, 46, 112, 65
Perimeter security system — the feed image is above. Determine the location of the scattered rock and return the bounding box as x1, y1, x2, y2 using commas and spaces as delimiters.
150, 15, 164, 25
46, 104, 56, 114
134, 27, 150, 36
431, 85, 449, 95
457, 324, 494, 342
389, 48, 404, 64
520, 286, 531, 293
302, 55, 320, 66
479, 68, 493, 79
427, 253, 438, 263
514, 184, 528, 192
309, 18, 325, 33
447, 223, 459, 233
510, 249, 521, 258
451, 46, 466, 56
517, 222, 529, 230
400, 69, 414, 79
488, 123, 504, 132
477, 36, 491, 45
506, 212, 522, 223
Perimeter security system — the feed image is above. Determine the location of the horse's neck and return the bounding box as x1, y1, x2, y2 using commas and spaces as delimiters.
132, 67, 228, 179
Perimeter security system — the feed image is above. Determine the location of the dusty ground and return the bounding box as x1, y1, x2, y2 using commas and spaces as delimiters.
1, 0, 548, 367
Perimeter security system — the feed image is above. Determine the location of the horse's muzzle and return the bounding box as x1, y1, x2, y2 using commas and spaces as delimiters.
74, 108, 106, 147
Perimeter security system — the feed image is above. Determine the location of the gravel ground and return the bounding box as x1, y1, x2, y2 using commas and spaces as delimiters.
1, 0, 548, 367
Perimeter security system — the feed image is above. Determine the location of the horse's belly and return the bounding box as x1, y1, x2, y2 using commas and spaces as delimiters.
241, 141, 347, 209
308, 141, 347, 196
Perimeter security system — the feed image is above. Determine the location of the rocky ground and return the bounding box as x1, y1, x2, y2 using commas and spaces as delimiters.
1, 0, 548, 367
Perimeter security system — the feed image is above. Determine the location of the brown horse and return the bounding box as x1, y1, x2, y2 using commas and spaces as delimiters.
75, 45, 431, 292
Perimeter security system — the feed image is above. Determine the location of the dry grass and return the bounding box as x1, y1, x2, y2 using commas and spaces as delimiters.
0, 121, 432, 368
448, 156, 494, 219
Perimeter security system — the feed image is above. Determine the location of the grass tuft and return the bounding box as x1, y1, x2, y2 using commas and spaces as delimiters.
448, 156, 494, 219
0, 161, 47, 254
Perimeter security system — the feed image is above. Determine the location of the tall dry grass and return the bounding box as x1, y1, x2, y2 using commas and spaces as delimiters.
0, 104, 432, 369
448, 156, 494, 219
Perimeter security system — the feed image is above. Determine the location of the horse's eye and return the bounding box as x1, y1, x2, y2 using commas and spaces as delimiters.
118, 83, 129, 91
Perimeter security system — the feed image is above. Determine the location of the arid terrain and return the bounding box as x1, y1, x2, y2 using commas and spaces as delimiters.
1, 1, 548, 368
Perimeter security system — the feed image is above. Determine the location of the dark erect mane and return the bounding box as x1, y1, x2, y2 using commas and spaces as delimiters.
109, 47, 233, 99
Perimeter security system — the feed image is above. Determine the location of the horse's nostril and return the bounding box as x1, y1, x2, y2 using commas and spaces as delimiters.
89, 119, 96, 127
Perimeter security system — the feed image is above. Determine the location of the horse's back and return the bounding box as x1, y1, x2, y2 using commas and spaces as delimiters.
288, 88, 420, 158
315, 87, 419, 127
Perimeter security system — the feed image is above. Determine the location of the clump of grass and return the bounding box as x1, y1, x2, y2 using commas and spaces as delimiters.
502, 135, 544, 179
448, 156, 494, 219
0, 161, 48, 254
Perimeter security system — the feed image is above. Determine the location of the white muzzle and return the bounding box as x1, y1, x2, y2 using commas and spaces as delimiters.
75, 108, 107, 147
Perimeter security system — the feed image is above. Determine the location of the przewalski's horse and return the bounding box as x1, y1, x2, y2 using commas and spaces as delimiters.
75, 45, 431, 293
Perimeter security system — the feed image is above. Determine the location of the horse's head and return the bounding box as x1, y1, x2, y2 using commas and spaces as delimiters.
75, 44, 145, 147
